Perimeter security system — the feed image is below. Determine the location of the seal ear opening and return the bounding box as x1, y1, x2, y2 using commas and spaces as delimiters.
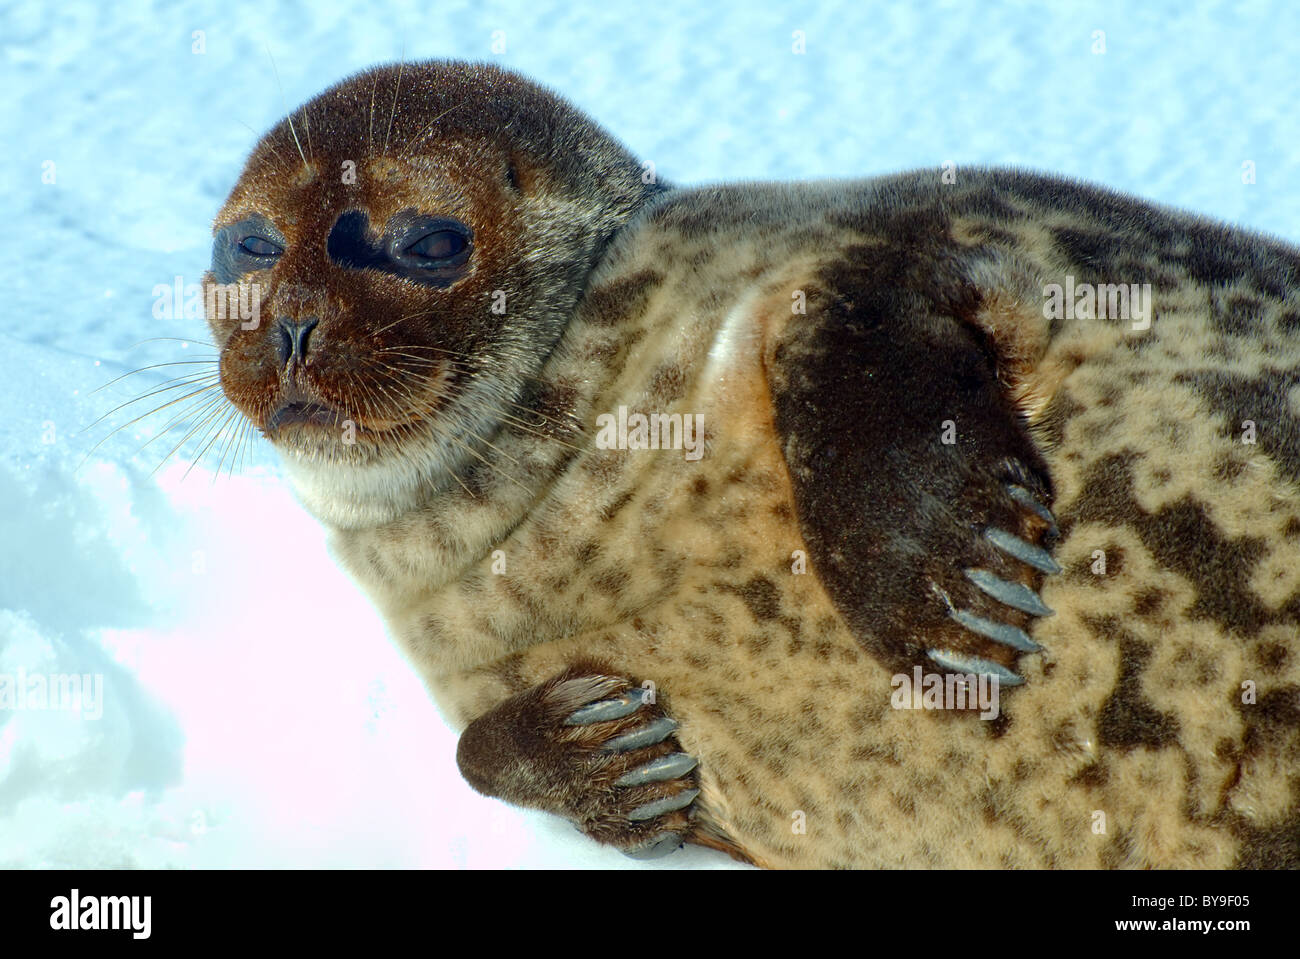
505, 150, 540, 195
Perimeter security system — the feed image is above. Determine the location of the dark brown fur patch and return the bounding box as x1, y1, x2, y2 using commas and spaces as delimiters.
1239, 684, 1300, 747
584, 268, 664, 326
1175, 368, 1300, 485
1231, 810, 1300, 869
1068, 453, 1289, 636
1085, 617, 1180, 750
732, 576, 780, 621
1133, 588, 1166, 617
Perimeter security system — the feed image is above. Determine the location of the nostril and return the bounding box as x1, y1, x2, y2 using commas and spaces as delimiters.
275, 321, 292, 365
275, 316, 319, 366
296, 317, 319, 360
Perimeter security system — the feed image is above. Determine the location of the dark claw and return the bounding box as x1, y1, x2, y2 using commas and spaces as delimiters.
623, 831, 684, 860
601, 716, 679, 753
629, 788, 701, 822
965, 568, 1054, 617
1006, 483, 1058, 530
927, 648, 1024, 686
564, 690, 646, 725
950, 608, 1041, 652
615, 752, 699, 786
985, 526, 1062, 574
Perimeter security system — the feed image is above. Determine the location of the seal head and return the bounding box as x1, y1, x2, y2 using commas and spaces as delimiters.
204, 60, 661, 527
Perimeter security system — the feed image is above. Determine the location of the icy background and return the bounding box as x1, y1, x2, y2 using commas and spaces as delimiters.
1, 0, 1297, 868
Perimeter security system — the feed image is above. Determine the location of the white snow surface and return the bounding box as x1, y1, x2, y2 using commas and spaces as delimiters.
1, 0, 1297, 868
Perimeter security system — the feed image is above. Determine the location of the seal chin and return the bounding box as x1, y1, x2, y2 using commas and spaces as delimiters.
278, 443, 436, 530
271, 407, 468, 530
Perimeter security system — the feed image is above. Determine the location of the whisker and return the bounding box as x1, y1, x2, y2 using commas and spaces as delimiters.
177, 407, 241, 481
186, 413, 241, 482
80, 382, 224, 463
90, 359, 218, 396
82, 374, 221, 432
266, 44, 308, 168
125, 336, 218, 350
140, 397, 228, 477
382, 51, 406, 156
135, 394, 229, 457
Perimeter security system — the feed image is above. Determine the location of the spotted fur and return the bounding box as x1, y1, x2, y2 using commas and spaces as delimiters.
209, 63, 1300, 868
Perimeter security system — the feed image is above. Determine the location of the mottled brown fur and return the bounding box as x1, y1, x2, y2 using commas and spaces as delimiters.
207, 61, 1300, 868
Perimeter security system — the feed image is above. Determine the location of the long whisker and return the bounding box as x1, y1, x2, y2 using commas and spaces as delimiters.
90, 360, 218, 396
367, 367, 521, 494
185, 411, 241, 481
140, 396, 228, 477
125, 336, 218, 350
266, 44, 307, 168
372, 344, 586, 440
80, 381, 225, 464
82, 374, 221, 432
382, 50, 406, 157
136, 394, 229, 456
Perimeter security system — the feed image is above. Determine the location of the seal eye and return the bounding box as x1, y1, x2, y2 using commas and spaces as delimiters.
239, 236, 283, 257
211, 216, 286, 283
326, 211, 472, 287
405, 230, 467, 263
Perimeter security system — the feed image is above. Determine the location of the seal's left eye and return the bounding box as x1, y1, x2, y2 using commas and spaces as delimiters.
239, 236, 282, 257
405, 230, 467, 262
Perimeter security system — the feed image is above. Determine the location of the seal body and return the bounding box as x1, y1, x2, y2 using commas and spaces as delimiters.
206, 62, 1300, 868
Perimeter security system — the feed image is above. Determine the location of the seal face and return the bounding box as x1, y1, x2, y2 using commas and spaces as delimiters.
203, 61, 661, 527
206, 60, 1300, 868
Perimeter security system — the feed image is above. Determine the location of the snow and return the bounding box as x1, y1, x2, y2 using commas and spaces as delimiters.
1, 0, 1296, 868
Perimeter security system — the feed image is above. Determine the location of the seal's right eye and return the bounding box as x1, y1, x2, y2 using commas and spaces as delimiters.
212, 216, 286, 283
239, 236, 283, 257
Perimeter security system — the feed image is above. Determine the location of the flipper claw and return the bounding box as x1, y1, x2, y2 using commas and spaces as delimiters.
927, 648, 1024, 686
629, 788, 701, 822
623, 831, 684, 860
564, 690, 646, 725
602, 716, 679, 753
965, 568, 1054, 617
950, 608, 1041, 652
616, 752, 699, 786
985, 525, 1062, 574
1005, 483, 1058, 531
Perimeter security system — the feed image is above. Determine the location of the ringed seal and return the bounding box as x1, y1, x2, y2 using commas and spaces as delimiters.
203, 60, 1300, 868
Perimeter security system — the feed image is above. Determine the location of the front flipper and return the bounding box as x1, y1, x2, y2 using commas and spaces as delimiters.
456, 667, 700, 859
768, 235, 1061, 687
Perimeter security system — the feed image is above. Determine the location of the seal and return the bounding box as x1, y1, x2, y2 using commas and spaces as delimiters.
203, 59, 1300, 868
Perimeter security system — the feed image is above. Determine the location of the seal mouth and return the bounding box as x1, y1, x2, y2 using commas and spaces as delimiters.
266, 399, 341, 434
261, 387, 420, 443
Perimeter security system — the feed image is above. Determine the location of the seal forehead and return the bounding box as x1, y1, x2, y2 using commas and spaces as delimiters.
215, 59, 657, 235
217, 128, 492, 234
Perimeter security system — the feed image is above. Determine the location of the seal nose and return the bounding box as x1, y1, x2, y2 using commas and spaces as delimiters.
275, 316, 318, 366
